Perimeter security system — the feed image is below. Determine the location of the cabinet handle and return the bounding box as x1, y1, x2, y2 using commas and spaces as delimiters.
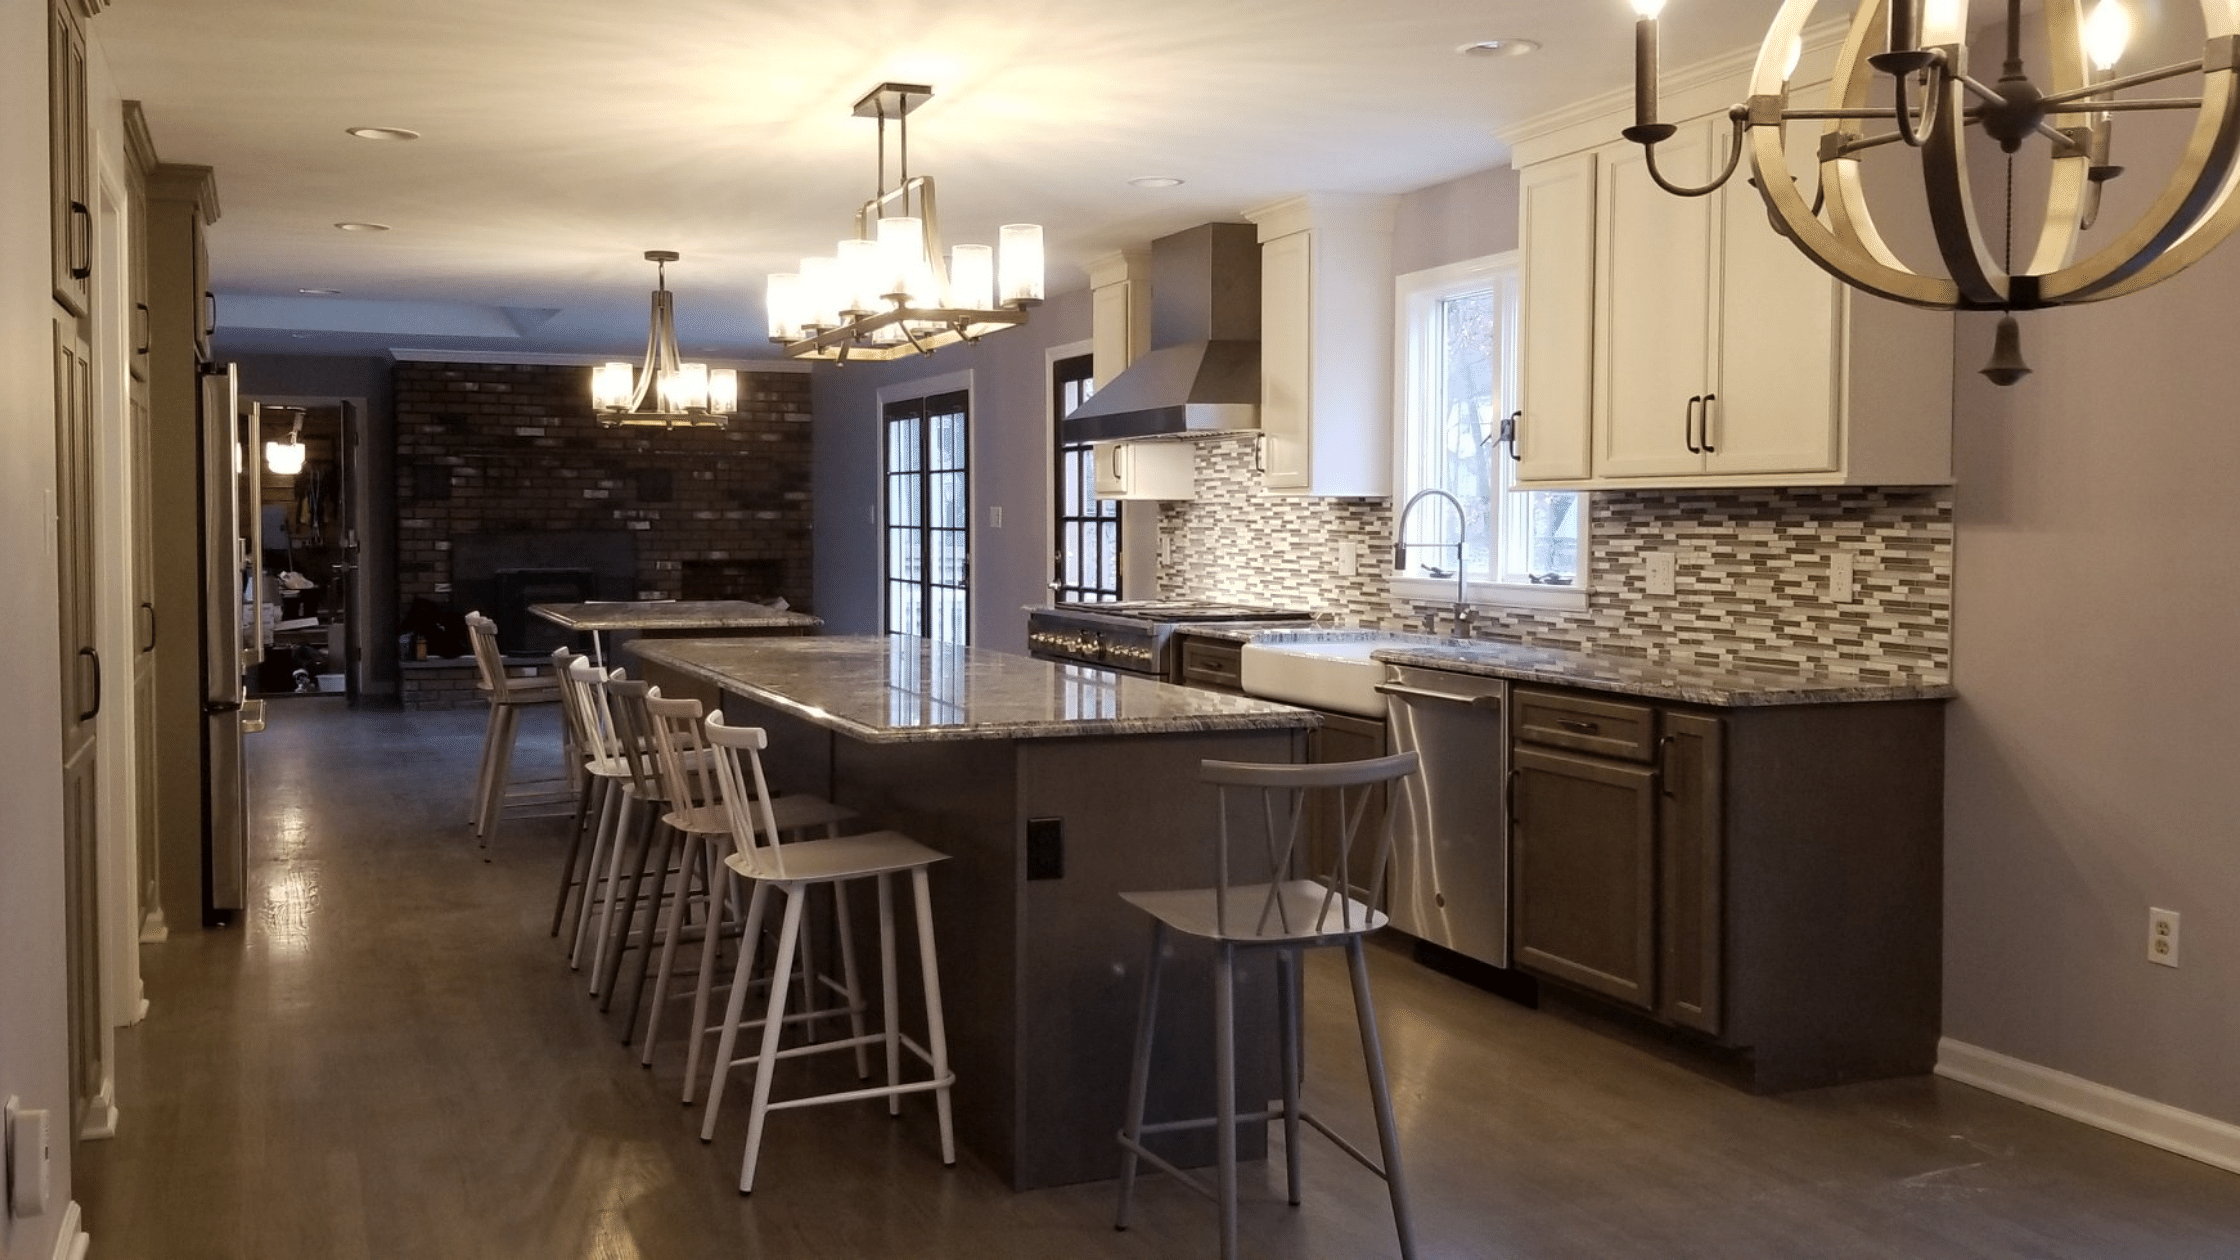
1556, 718, 1601, 735
1657, 734, 1677, 798
1505, 766, 1520, 825
78, 646, 101, 723
69, 201, 92, 281
140, 600, 157, 653
1700, 393, 1718, 454
1684, 395, 1703, 454
134, 302, 151, 356
202, 291, 217, 340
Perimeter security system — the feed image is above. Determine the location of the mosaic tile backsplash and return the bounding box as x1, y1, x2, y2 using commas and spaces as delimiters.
1155, 434, 1950, 682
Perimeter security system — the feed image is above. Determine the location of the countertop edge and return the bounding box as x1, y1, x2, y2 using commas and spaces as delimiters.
1370, 646, 1956, 707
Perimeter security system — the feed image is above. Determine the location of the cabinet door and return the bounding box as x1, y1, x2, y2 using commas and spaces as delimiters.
1516, 153, 1596, 483
1595, 123, 1715, 480
1305, 711, 1391, 903
1657, 711, 1724, 1034
192, 215, 214, 362
1708, 122, 1841, 476
1510, 745, 1657, 1009
49, 0, 91, 317
56, 316, 105, 1138
1257, 229, 1312, 490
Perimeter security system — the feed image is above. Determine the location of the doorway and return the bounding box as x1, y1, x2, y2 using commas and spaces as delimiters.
246, 401, 360, 700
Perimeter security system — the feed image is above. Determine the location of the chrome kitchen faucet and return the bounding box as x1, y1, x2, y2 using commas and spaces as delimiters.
1393, 488, 1474, 638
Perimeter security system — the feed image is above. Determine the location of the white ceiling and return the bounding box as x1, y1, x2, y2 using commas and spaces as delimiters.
96, 0, 1806, 360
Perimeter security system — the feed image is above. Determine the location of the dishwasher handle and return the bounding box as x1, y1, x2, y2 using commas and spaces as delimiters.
1374, 683, 1502, 711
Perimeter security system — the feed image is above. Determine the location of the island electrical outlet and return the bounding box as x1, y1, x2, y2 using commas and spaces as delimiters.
2149, 907, 2180, 967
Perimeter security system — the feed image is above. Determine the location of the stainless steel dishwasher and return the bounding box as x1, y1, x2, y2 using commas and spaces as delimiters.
1377, 664, 1509, 967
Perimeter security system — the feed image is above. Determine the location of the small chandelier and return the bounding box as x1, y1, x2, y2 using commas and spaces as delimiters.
1623, 0, 2240, 385
591, 251, 738, 427
768, 83, 1043, 363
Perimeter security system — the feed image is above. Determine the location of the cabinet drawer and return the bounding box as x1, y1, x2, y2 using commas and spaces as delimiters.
1511, 687, 1656, 762
1177, 636, 1243, 692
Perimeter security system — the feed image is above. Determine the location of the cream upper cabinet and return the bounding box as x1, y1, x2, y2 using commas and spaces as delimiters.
1515, 101, 1952, 491
1246, 193, 1396, 497
1092, 440, 1194, 501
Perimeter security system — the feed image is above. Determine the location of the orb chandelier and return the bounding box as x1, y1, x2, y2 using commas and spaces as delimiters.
767, 83, 1043, 364
1624, 0, 2240, 385
590, 251, 738, 428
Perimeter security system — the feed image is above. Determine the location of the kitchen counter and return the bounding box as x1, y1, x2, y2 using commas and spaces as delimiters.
630, 634, 1315, 743
530, 599, 821, 633
1370, 640, 1953, 707
626, 634, 1306, 1190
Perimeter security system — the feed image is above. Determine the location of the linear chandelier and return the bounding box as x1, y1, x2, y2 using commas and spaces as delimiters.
591, 251, 738, 427
1625, 0, 2240, 385
767, 83, 1043, 363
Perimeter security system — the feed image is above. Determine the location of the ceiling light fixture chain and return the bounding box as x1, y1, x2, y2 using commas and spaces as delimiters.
767, 83, 1043, 364
1620, 0, 2240, 386
590, 250, 737, 428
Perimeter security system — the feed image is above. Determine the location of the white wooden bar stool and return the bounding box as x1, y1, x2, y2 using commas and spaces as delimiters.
636, 692, 860, 1069
551, 653, 631, 946
580, 674, 672, 999
1113, 750, 1423, 1260
697, 712, 956, 1195
464, 610, 568, 847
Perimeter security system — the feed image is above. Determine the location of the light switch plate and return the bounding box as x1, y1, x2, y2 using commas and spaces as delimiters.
1829, 553, 1856, 603
1645, 552, 1676, 597
1337, 538, 1358, 577
989, 505, 1004, 529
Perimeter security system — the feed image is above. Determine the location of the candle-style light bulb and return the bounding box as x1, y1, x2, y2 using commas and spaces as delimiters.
2084, 0, 2132, 71
1783, 33, 1804, 79
1630, 0, 1665, 133
1630, 0, 1665, 16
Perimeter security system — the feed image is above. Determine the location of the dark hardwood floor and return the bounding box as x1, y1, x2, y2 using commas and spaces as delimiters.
77, 698, 2240, 1258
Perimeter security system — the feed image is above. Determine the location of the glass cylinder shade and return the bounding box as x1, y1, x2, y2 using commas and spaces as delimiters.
766, 273, 803, 341
838, 238, 883, 313
707, 368, 739, 415
948, 243, 995, 310
2083, 0, 2131, 70
264, 439, 305, 476
660, 362, 709, 413
800, 256, 840, 328
877, 216, 933, 303
592, 361, 636, 411
998, 224, 1044, 304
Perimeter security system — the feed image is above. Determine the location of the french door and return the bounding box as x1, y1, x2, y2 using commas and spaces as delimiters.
883, 389, 970, 644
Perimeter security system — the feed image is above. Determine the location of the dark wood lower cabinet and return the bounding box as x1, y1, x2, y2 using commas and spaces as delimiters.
1507, 684, 1941, 1092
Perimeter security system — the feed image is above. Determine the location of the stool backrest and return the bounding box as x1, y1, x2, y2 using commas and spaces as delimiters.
601, 677, 667, 800
645, 692, 724, 815
702, 713, 789, 876
563, 656, 625, 773
464, 611, 511, 699
551, 647, 587, 745
1200, 750, 1421, 940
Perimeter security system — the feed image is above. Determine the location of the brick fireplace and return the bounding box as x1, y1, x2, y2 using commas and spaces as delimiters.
392, 360, 814, 704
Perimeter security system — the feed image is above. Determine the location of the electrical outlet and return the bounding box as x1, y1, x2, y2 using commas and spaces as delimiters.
989, 505, 1004, 528
1645, 551, 1676, 596
1337, 538, 1358, 577
2149, 907, 2180, 967
1829, 552, 1857, 603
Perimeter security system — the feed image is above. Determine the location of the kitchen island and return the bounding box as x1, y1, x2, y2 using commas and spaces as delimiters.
629, 635, 1320, 1190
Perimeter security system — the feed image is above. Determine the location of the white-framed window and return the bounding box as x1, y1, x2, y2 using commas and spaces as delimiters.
1392, 253, 1584, 611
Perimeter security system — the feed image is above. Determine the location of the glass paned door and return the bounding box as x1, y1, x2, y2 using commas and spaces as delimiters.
1051, 354, 1119, 602
884, 389, 970, 644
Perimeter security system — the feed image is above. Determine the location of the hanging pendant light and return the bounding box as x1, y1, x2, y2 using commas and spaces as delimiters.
1619, 0, 2240, 387
265, 411, 307, 475
591, 251, 738, 427
774, 84, 1043, 363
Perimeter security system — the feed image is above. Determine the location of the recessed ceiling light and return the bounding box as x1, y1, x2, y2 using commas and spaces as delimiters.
346, 127, 421, 141
334, 222, 390, 232
297, 287, 341, 295
1129, 176, 1185, 189
1458, 38, 1541, 58
289, 332, 320, 339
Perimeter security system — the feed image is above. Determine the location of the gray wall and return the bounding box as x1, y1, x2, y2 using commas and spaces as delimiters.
232, 354, 399, 699
1392, 166, 1520, 275
1, 0, 74, 1248
810, 290, 1091, 654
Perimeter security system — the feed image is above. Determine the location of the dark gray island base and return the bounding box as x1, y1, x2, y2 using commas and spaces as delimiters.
630, 635, 1320, 1190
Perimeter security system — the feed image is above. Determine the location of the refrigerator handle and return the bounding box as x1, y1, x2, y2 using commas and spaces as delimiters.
77, 646, 101, 722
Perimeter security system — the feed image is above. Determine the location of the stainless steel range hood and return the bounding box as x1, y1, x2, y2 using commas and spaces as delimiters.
1062, 222, 1261, 443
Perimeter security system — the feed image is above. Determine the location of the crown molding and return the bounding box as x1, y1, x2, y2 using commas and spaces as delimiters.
147, 163, 220, 224
122, 101, 159, 177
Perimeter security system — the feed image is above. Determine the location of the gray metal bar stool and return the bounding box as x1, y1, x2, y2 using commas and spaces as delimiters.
1113, 750, 1423, 1260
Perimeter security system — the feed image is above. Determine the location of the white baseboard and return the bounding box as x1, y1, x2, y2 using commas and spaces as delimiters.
1938, 1037, 2240, 1176
51, 1200, 89, 1260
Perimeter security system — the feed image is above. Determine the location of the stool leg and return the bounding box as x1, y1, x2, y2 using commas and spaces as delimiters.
682, 863, 737, 1105
481, 703, 521, 846
1215, 939, 1239, 1260
833, 881, 870, 1079
571, 784, 625, 969
641, 831, 701, 1063
471, 698, 500, 829
1276, 945, 1304, 1207
739, 886, 806, 1195
701, 880, 772, 1140
589, 796, 647, 997
877, 873, 901, 1116
551, 775, 603, 936
623, 820, 686, 1033
1114, 920, 1167, 1232
600, 813, 664, 1011
1346, 935, 1417, 1260
909, 865, 955, 1167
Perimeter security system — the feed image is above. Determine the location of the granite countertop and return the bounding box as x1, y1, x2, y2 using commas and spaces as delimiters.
531, 600, 822, 632
1167, 619, 1325, 642
1369, 639, 1955, 707
629, 635, 1319, 744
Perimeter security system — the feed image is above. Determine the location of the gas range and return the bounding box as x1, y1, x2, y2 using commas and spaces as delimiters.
1026, 600, 1317, 679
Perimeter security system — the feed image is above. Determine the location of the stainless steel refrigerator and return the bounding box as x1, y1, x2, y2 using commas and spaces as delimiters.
199, 363, 259, 917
